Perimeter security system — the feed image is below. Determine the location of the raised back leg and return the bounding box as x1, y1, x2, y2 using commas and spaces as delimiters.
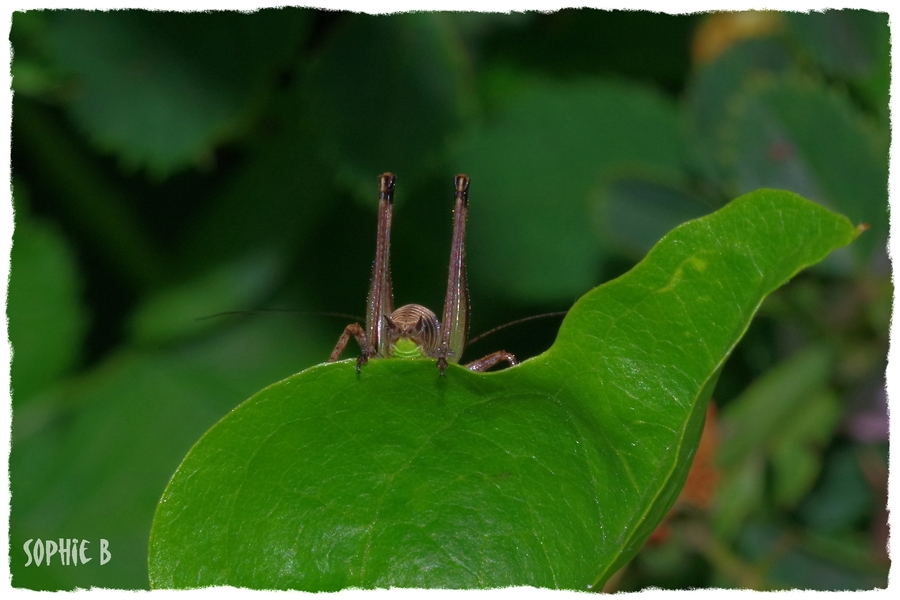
437, 174, 471, 375
330, 173, 397, 371
367, 173, 396, 358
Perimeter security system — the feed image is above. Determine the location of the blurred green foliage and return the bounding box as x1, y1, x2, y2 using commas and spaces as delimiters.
8, 8, 889, 590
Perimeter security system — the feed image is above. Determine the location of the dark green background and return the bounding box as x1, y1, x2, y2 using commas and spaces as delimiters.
8, 9, 890, 590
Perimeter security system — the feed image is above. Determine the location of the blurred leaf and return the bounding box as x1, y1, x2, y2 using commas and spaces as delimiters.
769, 389, 841, 507
685, 37, 791, 183
798, 446, 875, 534
40, 9, 310, 176
10, 12, 66, 98
148, 189, 858, 590
455, 79, 684, 302
690, 11, 784, 65
178, 99, 334, 272
785, 10, 891, 127
714, 455, 766, 540
301, 13, 469, 199
14, 98, 169, 290
446, 11, 533, 48
9, 196, 88, 404
10, 314, 335, 590
719, 75, 888, 266
478, 11, 697, 91
787, 10, 888, 80
737, 518, 886, 589
688, 37, 791, 137
715, 345, 838, 536
11, 58, 61, 97
718, 345, 833, 467
128, 251, 283, 345
802, 529, 889, 580
593, 177, 712, 258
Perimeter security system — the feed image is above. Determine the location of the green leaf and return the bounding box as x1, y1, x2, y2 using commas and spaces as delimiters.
797, 445, 875, 534
717, 345, 833, 468
455, 79, 684, 302
8, 193, 87, 404
737, 518, 886, 589
149, 189, 858, 590
715, 345, 841, 534
770, 388, 841, 508
593, 176, 712, 259
785, 10, 891, 127
127, 251, 284, 345
787, 11, 888, 80
10, 12, 67, 98
40, 9, 310, 176
301, 13, 469, 199
714, 456, 766, 542
10, 315, 335, 590
719, 75, 887, 266
176, 102, 334, 272
684, 37, 791, 184
474, 11, 697, 91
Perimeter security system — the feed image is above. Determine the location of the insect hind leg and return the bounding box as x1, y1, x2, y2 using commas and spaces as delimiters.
464, 350, 518, 372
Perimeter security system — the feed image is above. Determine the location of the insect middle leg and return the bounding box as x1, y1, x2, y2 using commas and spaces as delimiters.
464, 350, 518, 372
329, 323, 375, 373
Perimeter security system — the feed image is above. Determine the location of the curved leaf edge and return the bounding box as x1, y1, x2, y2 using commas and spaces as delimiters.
149, 188, 860, 590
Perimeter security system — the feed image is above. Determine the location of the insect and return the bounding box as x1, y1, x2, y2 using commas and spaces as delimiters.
329, 172, 518, 375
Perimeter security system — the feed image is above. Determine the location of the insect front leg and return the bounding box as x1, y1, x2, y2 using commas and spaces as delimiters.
329, 323, 375, 373
464, 350, 518, 372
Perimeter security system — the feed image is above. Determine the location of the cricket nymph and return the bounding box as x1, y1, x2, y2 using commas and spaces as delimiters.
329, 172, 518, 375
382, 304, 442, 359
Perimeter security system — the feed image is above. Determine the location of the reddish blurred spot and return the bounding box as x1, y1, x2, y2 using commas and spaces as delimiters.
768, 141, 793, 162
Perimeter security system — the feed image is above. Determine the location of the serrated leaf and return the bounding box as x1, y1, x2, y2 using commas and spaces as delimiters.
148, 189, 859, 590
785, 10, 890, 128
40, 9, 310, 176
684, 37, 791, 184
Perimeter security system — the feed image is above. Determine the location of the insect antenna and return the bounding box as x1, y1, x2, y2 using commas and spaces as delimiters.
196, 309, 365, 322
466, 311, 568, 347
